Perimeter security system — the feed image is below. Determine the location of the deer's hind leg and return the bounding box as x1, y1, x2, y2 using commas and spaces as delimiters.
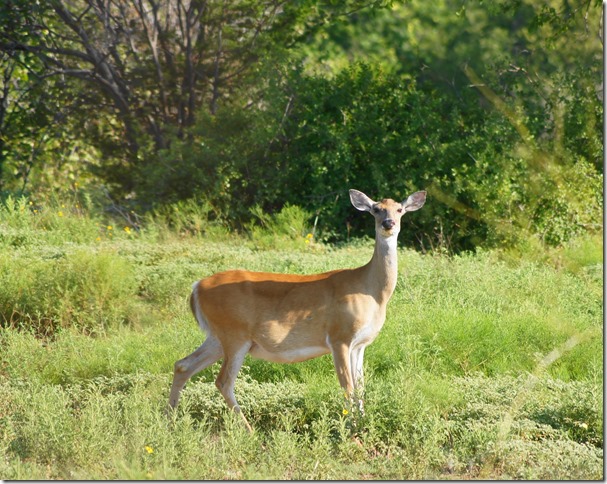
215, 340, 253, 432
168, 335, 223, 412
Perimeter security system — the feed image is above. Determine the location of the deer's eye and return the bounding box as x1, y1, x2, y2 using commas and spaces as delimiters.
397, 208, 403, 213
372, 206, 380, 214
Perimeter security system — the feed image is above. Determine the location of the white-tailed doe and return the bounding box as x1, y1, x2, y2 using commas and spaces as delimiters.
168, 189, 427, 432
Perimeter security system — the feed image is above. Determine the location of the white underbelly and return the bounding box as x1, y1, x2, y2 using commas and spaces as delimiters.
249, 344, 329, 363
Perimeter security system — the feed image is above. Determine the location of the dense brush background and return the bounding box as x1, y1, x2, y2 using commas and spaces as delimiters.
0, 0, 603, 479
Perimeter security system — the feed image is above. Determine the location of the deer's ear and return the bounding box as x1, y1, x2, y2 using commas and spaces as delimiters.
349, 189, 376, 212
402, 191, 427, 212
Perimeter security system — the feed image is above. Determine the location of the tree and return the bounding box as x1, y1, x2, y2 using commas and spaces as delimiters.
0, 0, 389, 194
283, 0, 603, 248
0, 0, 601, 250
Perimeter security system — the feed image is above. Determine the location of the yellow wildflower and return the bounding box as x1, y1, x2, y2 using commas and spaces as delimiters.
144, 445, 154, 454
58, 211, 64, 217
342, 408, 349, 416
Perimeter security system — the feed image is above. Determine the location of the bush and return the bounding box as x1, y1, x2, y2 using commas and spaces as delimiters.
181, 377, 308, 430
147, 198, 231, 241
247, 204, 315, 250
124, 54, 602, 253
0, 195, 101, 248
0, 250, 138, 335
444, 374, 603, 479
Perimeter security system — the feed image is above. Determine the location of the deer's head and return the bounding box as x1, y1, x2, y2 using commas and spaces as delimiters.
349, 189, 427, 238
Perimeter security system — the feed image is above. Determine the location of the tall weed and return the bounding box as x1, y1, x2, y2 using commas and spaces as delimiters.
248, 204, 315, 250
147, 198, 231, 241
0, 195, 101, 247
0, 250, 138, 335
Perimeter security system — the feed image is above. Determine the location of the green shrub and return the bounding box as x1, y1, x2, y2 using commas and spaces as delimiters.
247, 203, 315, 250
0, 195, 101, 248
181, 377, 308, 430
0, 250, 138, 335
494, 438, 603, 480
147, 198, 231, 241
0, 365, 602, 479
141, 60, 603, 252
444, 374, 603, 479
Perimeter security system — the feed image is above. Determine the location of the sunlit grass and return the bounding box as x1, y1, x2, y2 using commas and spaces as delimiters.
0, 196, 603, 479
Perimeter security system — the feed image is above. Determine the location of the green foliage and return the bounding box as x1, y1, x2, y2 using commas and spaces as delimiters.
0, 0, 601, 252
147, 198, 231, 241
182, 377, 308, 431
0, 114, 603, 481
316, 0, 598, 249
0, 370, 602, 479
0, 4, 602, 477
271, 56, 601, 249
0, 250, 139, 335
443, 374, 603, 479
0, 0, 390, 199
138, 52, 601, 251
0, 195, 100, 247
248, 203, 315, 250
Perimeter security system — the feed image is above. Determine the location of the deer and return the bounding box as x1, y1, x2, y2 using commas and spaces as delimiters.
167, 189, 427, 432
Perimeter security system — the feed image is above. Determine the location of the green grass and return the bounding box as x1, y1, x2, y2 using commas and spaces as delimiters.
0, 196, 603, 479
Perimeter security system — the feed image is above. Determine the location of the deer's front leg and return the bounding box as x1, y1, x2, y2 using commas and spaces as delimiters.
330, 342, 354, 398
350, 344, 366, 414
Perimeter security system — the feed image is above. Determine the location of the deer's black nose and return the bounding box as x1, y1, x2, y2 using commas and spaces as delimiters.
382, 219, 395, 230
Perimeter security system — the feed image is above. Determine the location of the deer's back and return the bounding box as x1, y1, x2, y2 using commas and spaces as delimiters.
194, 268, 378, 362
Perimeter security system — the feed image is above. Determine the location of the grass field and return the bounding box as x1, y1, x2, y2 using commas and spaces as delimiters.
0, 197, 603, 479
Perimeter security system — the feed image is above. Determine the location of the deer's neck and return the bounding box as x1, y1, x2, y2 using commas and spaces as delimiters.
365, 233, 399, 304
